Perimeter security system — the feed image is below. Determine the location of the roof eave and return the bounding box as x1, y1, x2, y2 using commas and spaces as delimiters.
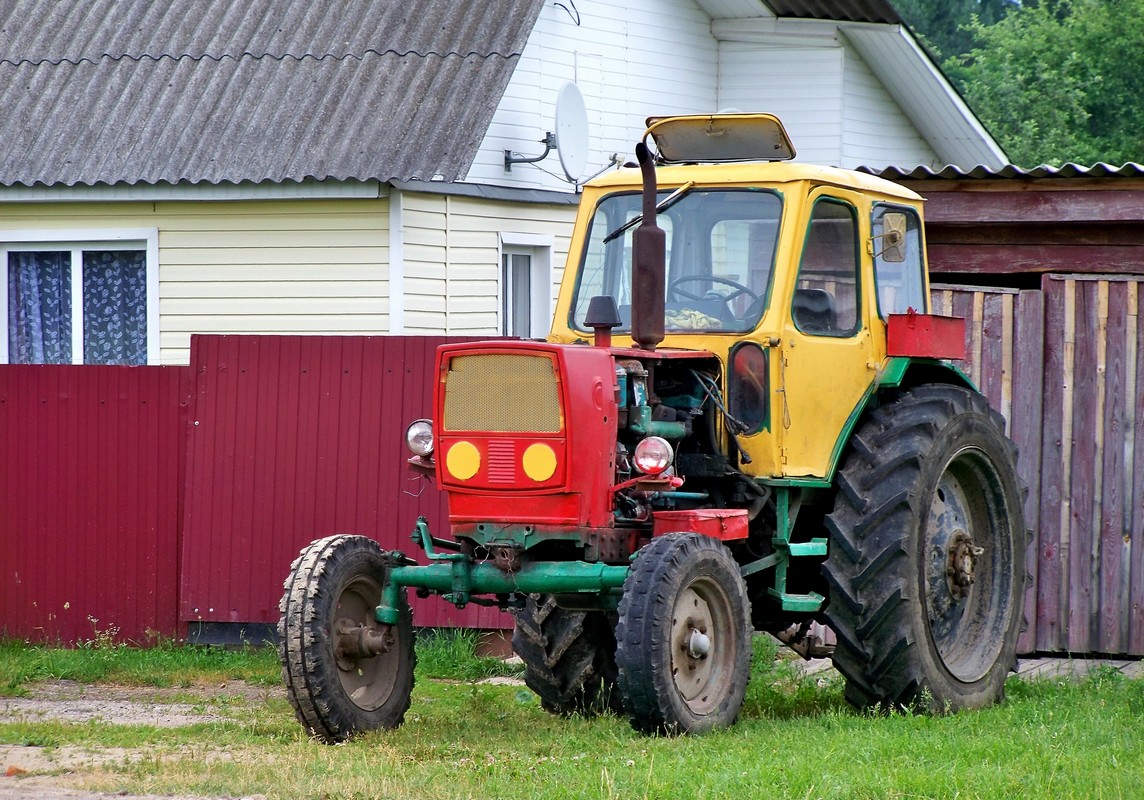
839, 23, 1007, 170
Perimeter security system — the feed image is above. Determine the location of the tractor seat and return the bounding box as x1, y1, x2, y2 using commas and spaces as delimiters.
792, 288, 837, 334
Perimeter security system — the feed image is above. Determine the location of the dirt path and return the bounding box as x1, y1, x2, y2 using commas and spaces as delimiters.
0, 681, 279, 800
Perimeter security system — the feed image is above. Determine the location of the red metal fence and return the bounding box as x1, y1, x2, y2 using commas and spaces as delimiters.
0, 365, 190, 643
179, 334, 507, 634
2, 309, 1142, 654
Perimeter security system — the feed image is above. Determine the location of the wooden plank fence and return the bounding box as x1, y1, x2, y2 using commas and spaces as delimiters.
934, 277, 1144, 655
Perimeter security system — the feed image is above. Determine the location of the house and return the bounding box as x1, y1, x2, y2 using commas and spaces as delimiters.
0, 0, 1005, 366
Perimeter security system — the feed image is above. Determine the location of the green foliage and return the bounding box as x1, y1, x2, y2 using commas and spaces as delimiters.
911, 0, 1144, 167
894, 0, 1018, 60
0, 637, 280, 695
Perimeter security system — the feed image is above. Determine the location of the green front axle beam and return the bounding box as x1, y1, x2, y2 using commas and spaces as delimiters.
375, 517, 629, 624
376, 506, 829, 625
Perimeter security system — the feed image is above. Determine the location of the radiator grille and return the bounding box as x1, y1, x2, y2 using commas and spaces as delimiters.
442, 353, 562, 433
486, 440, 517, 483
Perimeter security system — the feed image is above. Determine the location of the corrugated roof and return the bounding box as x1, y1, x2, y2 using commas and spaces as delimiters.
866, 163, 1144, 181
763, 0, 901, 24
0, 0, 544, 187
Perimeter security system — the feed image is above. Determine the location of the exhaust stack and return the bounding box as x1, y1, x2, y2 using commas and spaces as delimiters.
631, 142, 665, 351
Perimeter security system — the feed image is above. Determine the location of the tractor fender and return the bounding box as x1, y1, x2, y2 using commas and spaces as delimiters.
822, 356, 976, 482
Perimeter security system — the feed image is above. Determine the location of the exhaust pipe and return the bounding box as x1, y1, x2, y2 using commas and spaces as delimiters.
631, 142, 665, 351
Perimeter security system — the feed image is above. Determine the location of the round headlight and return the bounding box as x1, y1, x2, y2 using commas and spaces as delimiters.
633, 436, 673, 476
405, 419, 434, 456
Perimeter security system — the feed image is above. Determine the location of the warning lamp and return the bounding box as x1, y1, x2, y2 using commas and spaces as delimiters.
633, 436, 673, 475
405, 419, 435, 456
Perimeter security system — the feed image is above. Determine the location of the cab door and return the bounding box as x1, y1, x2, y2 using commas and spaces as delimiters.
777, 191, 876, 478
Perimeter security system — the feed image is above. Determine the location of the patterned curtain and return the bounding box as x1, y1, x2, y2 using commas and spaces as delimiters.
7, 251, 72, 364
83, 251, 147, 365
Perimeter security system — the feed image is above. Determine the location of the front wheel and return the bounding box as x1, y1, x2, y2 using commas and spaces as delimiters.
278, 534, 415, 742
615, 533, 752, 734
822, 385, 1027, 712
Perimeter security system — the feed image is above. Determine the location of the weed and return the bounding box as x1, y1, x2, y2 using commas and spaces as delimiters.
414, 628, 523, 682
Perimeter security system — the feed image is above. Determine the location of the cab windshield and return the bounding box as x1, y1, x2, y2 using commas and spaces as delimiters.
571, 188, 782, 333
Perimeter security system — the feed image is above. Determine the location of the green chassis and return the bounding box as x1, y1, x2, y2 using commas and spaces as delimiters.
375, 486, 820, 625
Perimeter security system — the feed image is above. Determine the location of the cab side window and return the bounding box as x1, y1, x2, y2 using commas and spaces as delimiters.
872, 205, 926, 318
793, 199, 859, 336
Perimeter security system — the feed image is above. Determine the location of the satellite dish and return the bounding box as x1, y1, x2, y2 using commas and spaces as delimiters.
555, 82, 589, 183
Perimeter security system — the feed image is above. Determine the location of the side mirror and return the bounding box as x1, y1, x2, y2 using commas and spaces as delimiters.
872, 212, 907, 263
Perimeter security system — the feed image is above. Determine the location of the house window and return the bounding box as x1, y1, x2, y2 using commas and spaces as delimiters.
2, 231, 158, 365
502, 251, 532, 337
499, 234, 553, 339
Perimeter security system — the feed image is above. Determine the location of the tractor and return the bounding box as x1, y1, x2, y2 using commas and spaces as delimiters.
278, 113, 1027, 740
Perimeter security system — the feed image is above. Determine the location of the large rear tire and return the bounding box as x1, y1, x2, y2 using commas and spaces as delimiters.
822, 385, 1026, 712
615, 533, 752, 734
278, 534, 415, 742
511, 594, 620, 716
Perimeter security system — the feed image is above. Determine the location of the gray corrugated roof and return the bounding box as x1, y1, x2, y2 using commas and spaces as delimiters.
866, 163, 1144, 180
764, 1, 901, 24
0, 0, 544, 187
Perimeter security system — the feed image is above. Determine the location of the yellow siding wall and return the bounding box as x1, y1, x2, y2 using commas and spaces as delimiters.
158, 199, 389, 363
402, 193, 449, 333
0, 198, 390, 364
1, 191, 575, 362
400, 192, 574, 335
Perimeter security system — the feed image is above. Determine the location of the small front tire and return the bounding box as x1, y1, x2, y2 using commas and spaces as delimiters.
278, 534, 415, 743
615, 533, 752, 734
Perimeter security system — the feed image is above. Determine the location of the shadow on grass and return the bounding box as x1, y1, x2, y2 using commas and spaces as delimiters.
739, 634, 850, 721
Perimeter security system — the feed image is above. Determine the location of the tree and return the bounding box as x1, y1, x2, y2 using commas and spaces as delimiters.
893, 0, 1018, 60
948, 0, 1144, 167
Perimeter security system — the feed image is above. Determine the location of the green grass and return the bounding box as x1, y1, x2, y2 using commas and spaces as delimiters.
0, 636, 280, 695
1, 635, 1142, 800
413, 628, 523, 682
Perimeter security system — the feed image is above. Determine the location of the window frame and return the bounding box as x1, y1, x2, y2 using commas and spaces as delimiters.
1, 228, 160, 365
871, 204, 927, 320
791, 197, 862, 338
499, 232, 553, 339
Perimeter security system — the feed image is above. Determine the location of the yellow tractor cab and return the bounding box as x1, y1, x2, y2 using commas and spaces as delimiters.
551, 113, 956, 481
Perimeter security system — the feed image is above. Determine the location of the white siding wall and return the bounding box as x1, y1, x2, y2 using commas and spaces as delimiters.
841, 44, 939, 169
718, 43, 844, 165
398, 192, 574, 335
468, 0, 719, 191
0, 199, 389, 364
471, 1, 948, 180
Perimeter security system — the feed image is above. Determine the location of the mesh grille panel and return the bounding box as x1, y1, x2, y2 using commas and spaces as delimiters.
443, 353, 562, 433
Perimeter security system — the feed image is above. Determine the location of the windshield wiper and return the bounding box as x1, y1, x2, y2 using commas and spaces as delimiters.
602, 181, 695, 243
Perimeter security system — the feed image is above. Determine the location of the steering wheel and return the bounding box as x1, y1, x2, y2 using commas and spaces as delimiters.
667, 275, 760, 308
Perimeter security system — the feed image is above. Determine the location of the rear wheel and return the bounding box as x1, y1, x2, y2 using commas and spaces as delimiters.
511, 594, 620, 716
278, 534, 415, 742
615, 533, 752, 734
822, 385, 1026, 712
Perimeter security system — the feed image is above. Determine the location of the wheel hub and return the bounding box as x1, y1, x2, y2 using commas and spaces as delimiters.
945, 529, 984, 601
334, 618, 392, 671
685, 627, 711, 659
672, 588, 715, 701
